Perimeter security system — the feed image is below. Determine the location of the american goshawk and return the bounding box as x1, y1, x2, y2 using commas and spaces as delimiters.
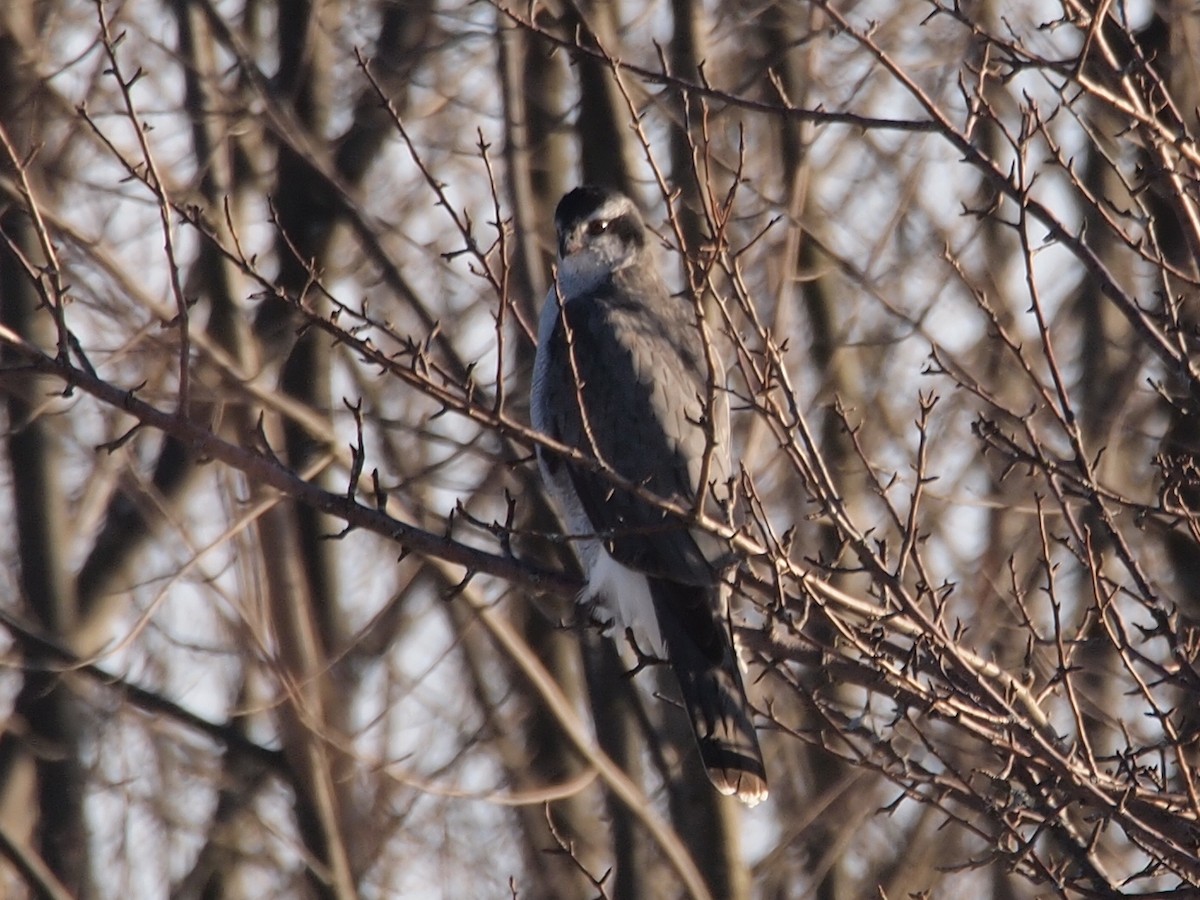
530, 185, 768, 805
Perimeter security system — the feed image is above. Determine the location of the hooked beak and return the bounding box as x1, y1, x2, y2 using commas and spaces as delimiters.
559, 230, 584, 258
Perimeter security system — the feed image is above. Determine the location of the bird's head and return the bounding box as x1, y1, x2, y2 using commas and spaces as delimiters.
554, 186, 647, 280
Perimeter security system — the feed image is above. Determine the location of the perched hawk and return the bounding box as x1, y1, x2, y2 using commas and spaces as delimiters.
530, 185, 768, 805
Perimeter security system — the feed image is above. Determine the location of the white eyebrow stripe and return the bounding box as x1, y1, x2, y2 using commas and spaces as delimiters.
588, 196, 636, 223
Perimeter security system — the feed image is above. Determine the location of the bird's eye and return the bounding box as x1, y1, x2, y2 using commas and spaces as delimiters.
586, 219, 608, 236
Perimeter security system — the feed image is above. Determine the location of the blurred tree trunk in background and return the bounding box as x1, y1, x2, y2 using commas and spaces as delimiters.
0, 3, 92, 895
0, 1, 1198, 898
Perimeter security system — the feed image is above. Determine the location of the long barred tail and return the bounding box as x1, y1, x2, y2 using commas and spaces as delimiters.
650, 579, 768, 806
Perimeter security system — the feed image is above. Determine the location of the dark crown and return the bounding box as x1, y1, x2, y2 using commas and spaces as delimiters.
555, 184, 629, 231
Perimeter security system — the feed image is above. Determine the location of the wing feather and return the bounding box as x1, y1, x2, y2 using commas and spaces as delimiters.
539, 269, 726, 586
